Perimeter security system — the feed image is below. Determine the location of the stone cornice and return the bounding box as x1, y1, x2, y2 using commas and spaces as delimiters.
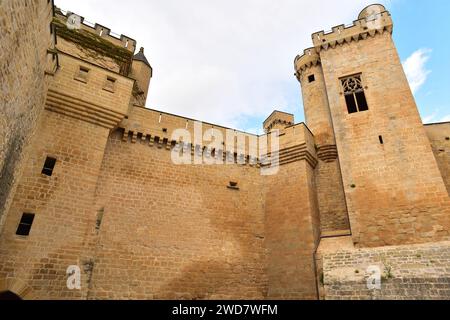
262, 143, 318, 169
45, 88, 127, 129
316, 145, 338, 163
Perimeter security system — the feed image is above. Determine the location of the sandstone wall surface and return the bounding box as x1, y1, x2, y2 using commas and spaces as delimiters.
0, 110, 110, 299
425, 123, 450, 195
88, 128, 268, 299
0, 0, 54, 232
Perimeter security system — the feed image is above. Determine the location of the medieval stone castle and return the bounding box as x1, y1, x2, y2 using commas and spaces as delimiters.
0, 1, 449, 300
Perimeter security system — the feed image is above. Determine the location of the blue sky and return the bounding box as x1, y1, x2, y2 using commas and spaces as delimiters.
56, 0, 450, 133
389, 0, 450, 124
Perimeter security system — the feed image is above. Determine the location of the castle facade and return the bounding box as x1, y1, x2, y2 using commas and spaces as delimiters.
0, 2, 449, 300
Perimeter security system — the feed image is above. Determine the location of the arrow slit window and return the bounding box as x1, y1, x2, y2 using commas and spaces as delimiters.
341, 74, 368, 114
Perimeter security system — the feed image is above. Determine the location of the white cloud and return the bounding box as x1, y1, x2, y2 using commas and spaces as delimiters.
402, 48, 432, 95
56, 0, 389, 130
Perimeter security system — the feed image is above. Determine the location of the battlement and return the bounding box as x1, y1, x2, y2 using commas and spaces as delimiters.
271, 123, 317, 168
311, 4, 393, 52
263, 110, 295, 132
294, 48, 321, 80
54, 8, 137, 53
116, 106, 317, 168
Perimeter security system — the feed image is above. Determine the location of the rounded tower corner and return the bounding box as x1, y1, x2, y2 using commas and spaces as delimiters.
294, 48, 320, 83
358, 4, 387, 20
295, 49, 335, 148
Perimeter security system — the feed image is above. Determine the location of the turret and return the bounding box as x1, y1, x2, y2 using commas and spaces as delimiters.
295, 48, 335, 150
263, 110, 294, 133
131, 47, 152, 106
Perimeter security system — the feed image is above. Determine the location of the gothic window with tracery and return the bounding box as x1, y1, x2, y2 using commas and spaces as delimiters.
341, 74, 369, 114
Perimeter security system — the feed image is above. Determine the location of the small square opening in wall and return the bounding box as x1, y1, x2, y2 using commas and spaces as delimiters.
16, 213, 35, 236
42, 157, 57, 176
228, 181, 239, 190
103, 76, 116, 92
75, 66, 90, 83
308, 74, 315, 83
79, 66, 89, 77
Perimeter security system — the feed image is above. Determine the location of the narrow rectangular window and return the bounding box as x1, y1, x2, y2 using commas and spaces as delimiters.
308, 74, 315, 83
341, 74, 369, 114
355, 91, 368, 111
42, 157, 57, 176
16, 213, 35, 236
345, 94, 358, 114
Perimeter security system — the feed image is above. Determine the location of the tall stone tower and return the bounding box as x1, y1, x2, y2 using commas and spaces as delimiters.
296, 48, 349, 237
295, 4, 450, 248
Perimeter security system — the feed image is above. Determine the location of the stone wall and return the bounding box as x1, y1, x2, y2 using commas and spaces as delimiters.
314, 160, 349, 233
265, 159, 320, 300
425, 123, 450, 195
87, 129, 268, 299
0, 20, 133, 298
0, 100, 321, 299
323, 241, 450, 300
0, 110, 111, 299
0, 0, 54, 232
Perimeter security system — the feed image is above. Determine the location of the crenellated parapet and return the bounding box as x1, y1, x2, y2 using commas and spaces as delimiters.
311, 4, 393, 52
263, 110, 295, 132
54, 8, 136, 53
295, 5, 393, 80
294, 48, 321, 80
53, 8, 137, 76
119, 128, 263, 167
116, 108, 318, 169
